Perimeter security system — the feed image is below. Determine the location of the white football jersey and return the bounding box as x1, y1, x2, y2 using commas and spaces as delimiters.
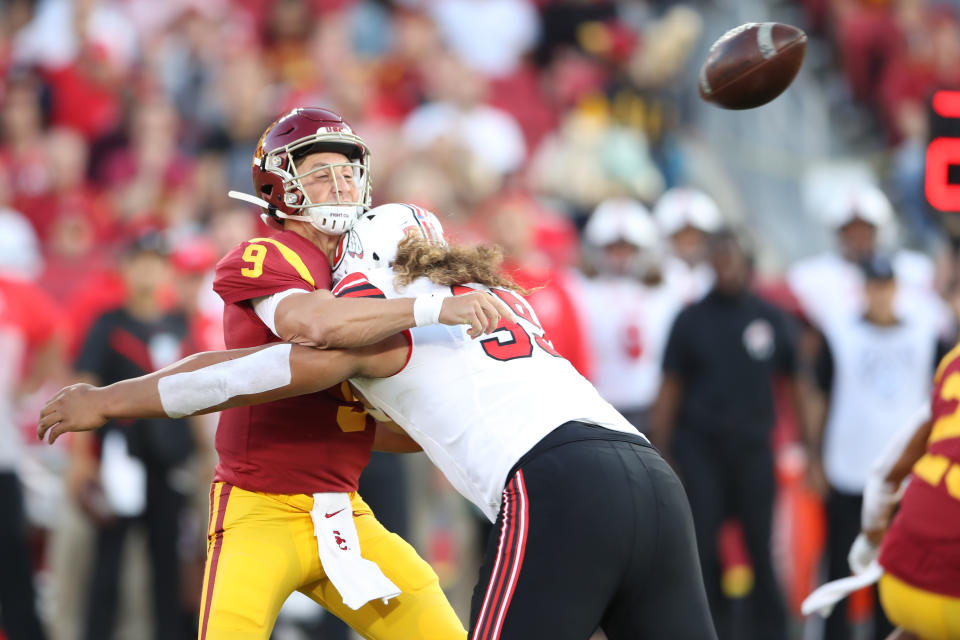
340, 268, 641, 522
579, 275, 682, 411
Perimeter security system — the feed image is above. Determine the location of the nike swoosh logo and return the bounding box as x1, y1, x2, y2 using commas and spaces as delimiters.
324, 509, 344, 519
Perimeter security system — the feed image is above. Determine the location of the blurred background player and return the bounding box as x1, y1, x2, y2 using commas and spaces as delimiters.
70, 232, 197, 640
0, 210, 59, 640
652, 187, 723, 305
805, 254, 945, 640
579, 197, 682, 432
652, 229, 799, 640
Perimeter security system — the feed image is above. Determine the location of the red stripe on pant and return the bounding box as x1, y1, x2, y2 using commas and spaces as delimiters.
200, 484, 233, 640
472, 470, 530, 640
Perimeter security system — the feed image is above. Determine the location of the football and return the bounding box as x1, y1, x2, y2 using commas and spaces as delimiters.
698, 22, 807, 110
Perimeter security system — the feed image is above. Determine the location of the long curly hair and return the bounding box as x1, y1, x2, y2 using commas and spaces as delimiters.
391, 235, 528, 294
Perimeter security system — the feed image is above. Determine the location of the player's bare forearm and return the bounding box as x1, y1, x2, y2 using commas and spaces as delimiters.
885, 418, 933, 486
38, 339, 406, 444
276, 290, 417, 348
275, 287, 514, 347
38, 347, 273, 443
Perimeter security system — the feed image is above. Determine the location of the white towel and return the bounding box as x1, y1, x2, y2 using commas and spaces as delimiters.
801, 561, 883, 617
310, 493, 401, 610
100, 430, 146, 517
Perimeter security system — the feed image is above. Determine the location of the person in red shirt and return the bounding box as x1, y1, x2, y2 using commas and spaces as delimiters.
0, 229, 64, 640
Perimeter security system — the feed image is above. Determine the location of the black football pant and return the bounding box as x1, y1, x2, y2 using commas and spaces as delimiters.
824, 489, 893, 640
671, 429, 788, 640
83, 465, 189, 640
0, 472, 46, 640
468, 422, 716, 640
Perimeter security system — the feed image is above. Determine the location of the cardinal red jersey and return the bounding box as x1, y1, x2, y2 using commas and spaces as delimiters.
879, 344, 960, 597
212, 231, 374, 494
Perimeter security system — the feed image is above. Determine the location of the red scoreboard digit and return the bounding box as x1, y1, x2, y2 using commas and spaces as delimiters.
925, 90, 960, 213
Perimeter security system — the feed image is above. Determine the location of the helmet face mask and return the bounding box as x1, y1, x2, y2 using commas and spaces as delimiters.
251, 108, 373, 235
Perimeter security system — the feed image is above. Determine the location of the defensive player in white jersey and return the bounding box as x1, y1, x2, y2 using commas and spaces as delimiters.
39, 204, 717, 640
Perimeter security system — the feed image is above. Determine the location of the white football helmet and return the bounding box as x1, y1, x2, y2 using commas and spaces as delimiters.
332, 203, 446, 284
652, 187, 722, 237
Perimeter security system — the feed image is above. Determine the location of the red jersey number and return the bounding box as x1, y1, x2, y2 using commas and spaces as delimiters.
452, 285, 562, 362
624, 324, 644, 361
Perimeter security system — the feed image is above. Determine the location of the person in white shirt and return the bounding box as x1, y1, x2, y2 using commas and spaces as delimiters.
39, 204, 717, 640
579, 198, 683, 431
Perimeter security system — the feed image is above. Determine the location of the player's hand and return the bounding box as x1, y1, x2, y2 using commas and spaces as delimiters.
37, 384, 109, 444
847, 532, 880, 575
438, 291, 515, 339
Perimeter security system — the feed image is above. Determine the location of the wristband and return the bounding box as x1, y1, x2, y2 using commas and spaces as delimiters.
413, 293, 444, 327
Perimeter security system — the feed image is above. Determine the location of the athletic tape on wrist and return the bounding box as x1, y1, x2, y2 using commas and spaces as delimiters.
158, 344, 293, 418
413, 293, 444, 327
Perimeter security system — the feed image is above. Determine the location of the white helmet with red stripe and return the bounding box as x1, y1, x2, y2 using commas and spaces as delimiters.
332, 202, 446, 284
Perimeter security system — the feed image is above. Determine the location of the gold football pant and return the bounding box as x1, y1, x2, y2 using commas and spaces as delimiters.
198, 482, 466, 640
879, 572, 960, 640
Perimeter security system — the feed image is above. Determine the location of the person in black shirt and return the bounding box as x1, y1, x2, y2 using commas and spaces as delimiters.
72, 233, 196, 640
652, 229, 796, 640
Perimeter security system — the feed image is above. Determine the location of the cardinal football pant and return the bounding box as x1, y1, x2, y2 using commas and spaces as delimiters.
198, 484, 465, 640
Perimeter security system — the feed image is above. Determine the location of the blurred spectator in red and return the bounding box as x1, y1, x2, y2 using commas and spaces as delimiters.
832, 0, 904, 108
1, 74, 52, 207
880, 4, 960, 144
478, 191, 593, 378
100, 96, 195, 232
653, 187, 723, 304
170, 235, 223, 351
0, 208, 63, 640
19, 128, 115, 249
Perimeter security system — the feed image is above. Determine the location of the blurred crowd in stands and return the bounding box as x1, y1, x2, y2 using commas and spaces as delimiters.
3, 0, 960, 639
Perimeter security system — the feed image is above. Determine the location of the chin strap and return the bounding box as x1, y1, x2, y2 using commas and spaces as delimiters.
228, 190, 273, 209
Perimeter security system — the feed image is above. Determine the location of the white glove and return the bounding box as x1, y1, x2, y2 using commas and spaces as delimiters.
861, 474, 902, 532
848, 533, 879, 575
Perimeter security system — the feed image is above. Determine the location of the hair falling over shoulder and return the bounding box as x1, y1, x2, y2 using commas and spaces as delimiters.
391, 235, 529, 294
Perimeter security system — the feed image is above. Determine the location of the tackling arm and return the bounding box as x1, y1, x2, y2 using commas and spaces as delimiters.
273, 288, 514, 348
38, 337, 408, 444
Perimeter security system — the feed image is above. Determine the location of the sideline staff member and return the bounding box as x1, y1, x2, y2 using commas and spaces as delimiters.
652, 229, 797, 640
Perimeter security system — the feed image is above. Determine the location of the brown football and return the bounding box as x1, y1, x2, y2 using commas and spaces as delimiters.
699, 22, 807, 110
